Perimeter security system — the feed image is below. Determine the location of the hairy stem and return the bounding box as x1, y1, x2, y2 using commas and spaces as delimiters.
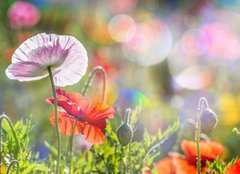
125, 108, 131, 124
82, 66, 107, 102
0, 114, 20, 159
195, 97, 208, 174
6, 160, 19, 174
48, 67, 61, 174
68, 66, 107, 172
68, 119, 78, 174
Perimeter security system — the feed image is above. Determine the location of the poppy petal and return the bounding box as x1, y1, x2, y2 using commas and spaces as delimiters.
10, 33, 88, 87
6, 61, 48, 81
84, 102, 115, 121
172, 156, 197, 174
67, 92, 90, 110
225, 159, 240, 174
46, 89, 81, 117
181, 140, 224, 166
155, 157, 175, 174
81, 123, 105, 144
49, 110, 83, 135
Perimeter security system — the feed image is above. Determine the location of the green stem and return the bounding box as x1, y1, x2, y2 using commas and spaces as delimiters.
6, 160, 19, 174
82, 66, 107, 102
121, 146, 126, 173
47, 67, 61, 174
196, 111, 201, 174
68, 66, 107, 173
195, 97, 208, 174
128, 143, 132, 174
68, 119, 78, 174
0, 114, 20, 159
125, 108, 131, 124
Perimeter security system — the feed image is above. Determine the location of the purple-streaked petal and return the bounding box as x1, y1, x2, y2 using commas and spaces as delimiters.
50, 35, 88, 87
12, 33, 54, 63
6, 61, 48, 81
8, 33, 88, 86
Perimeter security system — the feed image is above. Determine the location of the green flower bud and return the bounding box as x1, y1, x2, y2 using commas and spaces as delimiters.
117, 122, 133, 146
117, 108, 133, 146
201, 108, 218, 134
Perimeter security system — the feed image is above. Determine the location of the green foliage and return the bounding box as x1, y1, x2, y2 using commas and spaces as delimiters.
66, 109, 179, 174
204, 156, 238, 174
1, 108, 179, 173
1, 114, 50, 174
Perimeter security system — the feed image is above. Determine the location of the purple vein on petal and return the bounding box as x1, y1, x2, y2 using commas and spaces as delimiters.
6, 61, 48, 81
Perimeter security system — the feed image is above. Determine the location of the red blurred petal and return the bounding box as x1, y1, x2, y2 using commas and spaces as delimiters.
172, 156, 197, 174
155, 157, 175, 174
225, 159, 240, 174
181, 140, 224, 166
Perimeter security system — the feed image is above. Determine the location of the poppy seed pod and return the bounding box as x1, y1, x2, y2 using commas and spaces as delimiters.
117, 122, 133, 146
201, 108, 218, 134
117, 108, 133, 146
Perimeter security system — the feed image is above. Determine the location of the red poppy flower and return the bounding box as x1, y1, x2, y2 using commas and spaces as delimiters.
181, 140, 225, 166
155, 140, 225, 174
46, 88, 115, 144
155, 157, 175, 174
225, 159, 240, 174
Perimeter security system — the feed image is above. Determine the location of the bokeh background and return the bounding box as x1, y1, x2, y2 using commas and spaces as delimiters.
1, 0, 240, 160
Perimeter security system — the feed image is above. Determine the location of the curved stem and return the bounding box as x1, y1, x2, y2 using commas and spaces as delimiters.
0, 114, 20, 158
68, 66, 107, 172
6, 160, 19, 174
195, 97, 208, 174
47, 67, 61, 174
82, 66, 107, 102
125, 108, 131, 124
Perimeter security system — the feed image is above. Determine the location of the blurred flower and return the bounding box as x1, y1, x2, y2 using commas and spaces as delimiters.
155, 139, 225, 174
181, 140, 224, 166
46, 88, 115, 144
8, 1, 40, 29
108, 14, 136, 43
110, 0, 137, 13
5, 33, 88, 87
218, 93, 240, 126
114, 89, 149, 111
141, 166, 152, 174
0, 164, 7, 173
201, 23, 240, 60
32, 144, 50, 161
225, 159, 240, 174
74, 135, 93, 152
122, 16, 172, 66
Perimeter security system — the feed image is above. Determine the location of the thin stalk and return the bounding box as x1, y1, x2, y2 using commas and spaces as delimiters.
128, 143, 132, 174
68, 119, 78, 174
47, 67, 61, 174
195, 97, 208, 174
68, 66, 107, 173
121, 146, 126, 173
6, 160, 19, 174
125, 109, 131, 124
82, 66, 107, 102
196, 111, 201, 174
0, 114, 20, 158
